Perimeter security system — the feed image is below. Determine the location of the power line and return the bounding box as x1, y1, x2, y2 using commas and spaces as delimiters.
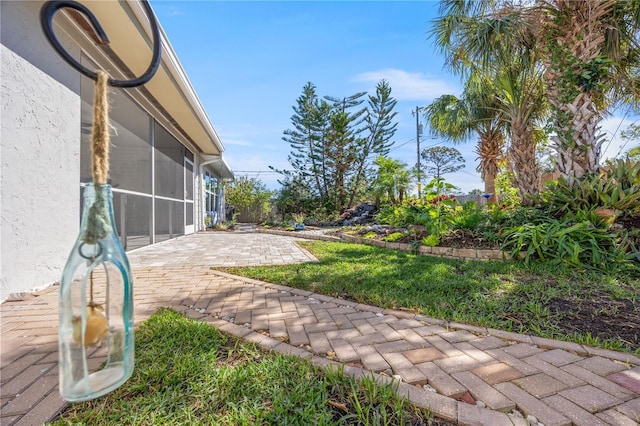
389, 137, 417, 152
602, 110, 629, 157
614, 117, 639, 158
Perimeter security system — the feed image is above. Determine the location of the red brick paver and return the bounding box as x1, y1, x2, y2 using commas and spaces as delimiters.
1, 232, 639, 425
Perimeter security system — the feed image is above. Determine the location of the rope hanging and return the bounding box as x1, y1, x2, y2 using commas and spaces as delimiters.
91, 71, 110, 184
83, 71, 112, 244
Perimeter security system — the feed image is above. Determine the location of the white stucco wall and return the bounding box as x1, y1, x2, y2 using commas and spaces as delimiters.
1, 1, 81, 300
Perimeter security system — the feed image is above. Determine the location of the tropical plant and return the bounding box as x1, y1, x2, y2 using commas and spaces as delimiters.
431, 2, 549, 205
496, 60, 548, 205
502, 212, 639, 274
431, 0, 640, 202
538, 0, 640, 178
449, 201, 486, 231
493, 206, 553, 229
536, 158, 640, 217
599, 158, 640, 213
432, 0, 640, 180
371, 155, 411, 206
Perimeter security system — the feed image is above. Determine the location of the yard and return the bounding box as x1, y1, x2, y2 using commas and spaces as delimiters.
223, 240, 639, 355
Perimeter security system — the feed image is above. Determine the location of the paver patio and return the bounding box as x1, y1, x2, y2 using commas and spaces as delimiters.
1, 231, 639, 425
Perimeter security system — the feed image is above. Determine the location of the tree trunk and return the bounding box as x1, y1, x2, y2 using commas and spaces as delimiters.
509, 120, 538, 206
550, 93, 606, 178
476, 129, 503, 205
541, 0, 614, 179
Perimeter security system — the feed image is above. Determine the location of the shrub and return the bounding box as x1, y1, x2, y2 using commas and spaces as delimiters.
536, 158, 640, 217
449, 201, 487, 231
375, 205, 415, 228
291, 212, 306, 224
502, 211, 639, 273
382, 232, 405, 242
421, 234, 440, 247
494, 206, 553, 228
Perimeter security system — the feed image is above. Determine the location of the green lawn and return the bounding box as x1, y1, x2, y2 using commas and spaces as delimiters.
223, 241, 639, 354
51, 308, 444, 426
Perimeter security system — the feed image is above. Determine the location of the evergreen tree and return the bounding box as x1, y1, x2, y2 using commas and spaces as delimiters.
277, 82, 326, 199
347, 80, 398, 207
277, 81, 399, 213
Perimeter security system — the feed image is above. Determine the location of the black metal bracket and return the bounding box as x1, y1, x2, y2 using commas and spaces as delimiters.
40, 0, 161, 88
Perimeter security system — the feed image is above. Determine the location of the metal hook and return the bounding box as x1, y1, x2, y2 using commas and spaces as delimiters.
40, 0, 161, 88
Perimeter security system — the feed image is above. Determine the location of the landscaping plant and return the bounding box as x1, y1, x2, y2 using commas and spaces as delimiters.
536, 158, 640, 218
503, 210, 639, 274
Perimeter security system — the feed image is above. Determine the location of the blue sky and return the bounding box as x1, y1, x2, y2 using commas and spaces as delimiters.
151, 1, 637, 193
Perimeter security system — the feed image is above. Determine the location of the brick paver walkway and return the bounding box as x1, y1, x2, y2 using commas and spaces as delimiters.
1, 232, 639, 425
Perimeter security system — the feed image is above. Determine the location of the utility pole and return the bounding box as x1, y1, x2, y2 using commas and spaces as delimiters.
414, 106, 424, 197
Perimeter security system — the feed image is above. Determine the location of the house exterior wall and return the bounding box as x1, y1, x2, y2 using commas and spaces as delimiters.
1, 1, 81, 300
1, 1, 231, 301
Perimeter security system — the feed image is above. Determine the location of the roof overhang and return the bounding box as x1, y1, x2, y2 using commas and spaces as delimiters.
56, 0, 225, 156
201, 155, 234, 180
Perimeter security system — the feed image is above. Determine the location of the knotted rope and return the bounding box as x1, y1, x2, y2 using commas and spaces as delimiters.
83, 71, 112, 244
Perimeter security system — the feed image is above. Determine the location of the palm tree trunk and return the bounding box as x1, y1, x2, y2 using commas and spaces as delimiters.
541, 0, 614, 178
477, 129, 504, 205
550, 94, 606, 178
509, 121, 538, 206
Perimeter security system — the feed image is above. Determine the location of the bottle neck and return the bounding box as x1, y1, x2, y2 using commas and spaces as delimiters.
81, 184, 115, 244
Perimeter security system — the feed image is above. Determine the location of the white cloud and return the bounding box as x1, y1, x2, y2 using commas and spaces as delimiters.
351, 68, 461, 102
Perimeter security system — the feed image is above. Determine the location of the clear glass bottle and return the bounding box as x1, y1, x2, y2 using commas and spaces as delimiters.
58, 184, 133, 401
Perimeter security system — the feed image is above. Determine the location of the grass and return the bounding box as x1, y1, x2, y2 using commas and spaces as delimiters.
222, 241, 639, 355
50, 308, 445, 426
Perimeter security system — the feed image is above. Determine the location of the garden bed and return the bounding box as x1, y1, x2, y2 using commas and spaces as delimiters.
259, 226, 512, 261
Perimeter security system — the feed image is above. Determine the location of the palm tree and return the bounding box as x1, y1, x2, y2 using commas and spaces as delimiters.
431, 1, 548, 204
424, 73, 505, 205
496, 60, 548, 204
372, 155, 411, 205
537, 0, 640, 178
432, 0, 640, 180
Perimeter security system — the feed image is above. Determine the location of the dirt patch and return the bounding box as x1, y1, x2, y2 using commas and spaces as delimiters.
547, 296, 639, 350
329, 227, 502, 250
509, 290, 640, 351
439, 230, 501, 250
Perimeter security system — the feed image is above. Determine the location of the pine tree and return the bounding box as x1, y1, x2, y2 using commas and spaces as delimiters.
277, 81, 399, 213
279, 82, 326, 198
347, 80, 398, 207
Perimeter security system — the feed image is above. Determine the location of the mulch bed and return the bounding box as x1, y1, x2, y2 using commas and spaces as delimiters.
548, 294, 639, 350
